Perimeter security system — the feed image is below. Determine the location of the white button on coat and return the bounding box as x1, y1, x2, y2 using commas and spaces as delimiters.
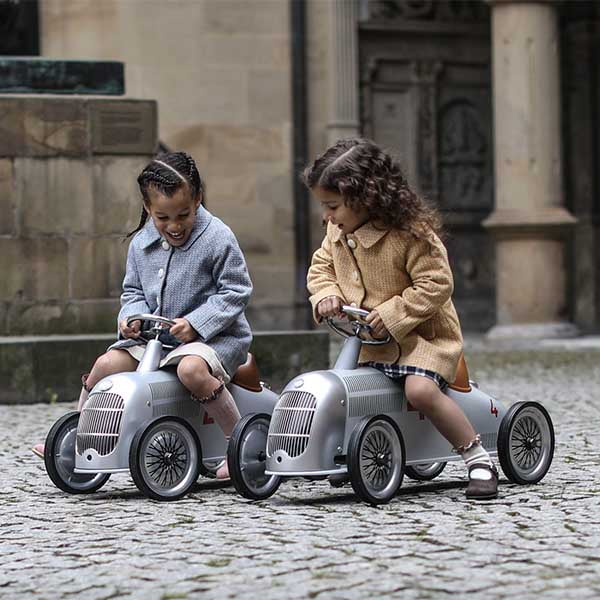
347, 238, 357, 249
162, 240, 170, 250
353, 271, 359, 281
158, 268, 164, 278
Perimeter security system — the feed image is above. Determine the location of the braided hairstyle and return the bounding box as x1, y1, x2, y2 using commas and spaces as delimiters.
303, 138, 443, 239
127, 151, 205, 238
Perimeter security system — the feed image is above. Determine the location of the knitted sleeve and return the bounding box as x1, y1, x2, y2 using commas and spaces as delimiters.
184, 226, 252, 341
307, 233, 345, 322
117, 242, 151, 335
376, 232, 454, 342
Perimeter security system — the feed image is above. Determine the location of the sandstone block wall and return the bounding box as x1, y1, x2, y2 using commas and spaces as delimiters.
0, 95, 155, 335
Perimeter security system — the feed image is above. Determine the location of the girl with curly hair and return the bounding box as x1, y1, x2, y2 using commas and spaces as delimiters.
304, 138, 498, 500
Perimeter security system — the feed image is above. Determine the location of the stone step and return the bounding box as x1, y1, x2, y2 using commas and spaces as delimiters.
0, 331, 329, 404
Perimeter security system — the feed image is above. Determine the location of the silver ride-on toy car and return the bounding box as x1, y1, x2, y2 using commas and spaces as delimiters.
227, 306, 555, 505
44, 314, 279, 501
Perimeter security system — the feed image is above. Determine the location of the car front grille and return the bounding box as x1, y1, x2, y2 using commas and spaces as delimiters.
267, 391, 317, 458
77, 393, 125, 456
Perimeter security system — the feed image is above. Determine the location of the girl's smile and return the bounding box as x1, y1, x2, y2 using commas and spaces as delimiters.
313, 186, 369, 235
145, 186, 201, 247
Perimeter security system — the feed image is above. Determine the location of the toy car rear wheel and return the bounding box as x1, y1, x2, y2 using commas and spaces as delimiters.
129, 417, 201, 501
44, 412, 111, 494
497, 401, 554, 484
405, 462, 447, 481
228, 413, 281, 500
347, 415, 405, 505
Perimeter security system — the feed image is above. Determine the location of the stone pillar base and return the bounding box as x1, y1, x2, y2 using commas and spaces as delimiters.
486, 322, 580, 340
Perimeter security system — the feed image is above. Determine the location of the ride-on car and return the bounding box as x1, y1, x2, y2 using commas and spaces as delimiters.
44, 314, 279, 501
227, 306, 555, 504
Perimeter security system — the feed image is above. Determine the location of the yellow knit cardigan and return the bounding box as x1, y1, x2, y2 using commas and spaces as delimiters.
307, 221, 464, 383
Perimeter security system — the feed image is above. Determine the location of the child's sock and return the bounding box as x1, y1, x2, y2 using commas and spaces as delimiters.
203, 385, 241, 438
458, 435, 494, 480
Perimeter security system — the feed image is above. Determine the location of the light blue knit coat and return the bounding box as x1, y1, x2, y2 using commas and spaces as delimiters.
109, 205, 253, 376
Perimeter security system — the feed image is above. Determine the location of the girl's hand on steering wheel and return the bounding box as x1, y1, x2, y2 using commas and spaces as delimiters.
365, 309, 389, 340
120, 318, 141, 339
169, 318, 199, 344
317, 296, 345, 319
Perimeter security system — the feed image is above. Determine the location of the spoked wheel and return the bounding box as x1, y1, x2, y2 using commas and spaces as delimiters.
44, 412, 111, 494
228, 413, 281, 500
405, 462, 447, 481
129, 417, 201, 501
347, 415, 405, 505
497, 401, 554, 484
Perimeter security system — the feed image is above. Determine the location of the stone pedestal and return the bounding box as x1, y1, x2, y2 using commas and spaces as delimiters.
0, 95, 157, 335
484, 1, 578, 339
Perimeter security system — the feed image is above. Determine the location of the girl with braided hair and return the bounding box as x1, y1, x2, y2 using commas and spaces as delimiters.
33, 151, 252, 480
305, 138, 498, 500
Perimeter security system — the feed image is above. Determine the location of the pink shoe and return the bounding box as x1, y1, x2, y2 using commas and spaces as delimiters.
32, 444, 45, 459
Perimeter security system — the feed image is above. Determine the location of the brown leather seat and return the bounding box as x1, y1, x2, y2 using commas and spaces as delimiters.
231, 353, 262, 392
448, 353, 471, 393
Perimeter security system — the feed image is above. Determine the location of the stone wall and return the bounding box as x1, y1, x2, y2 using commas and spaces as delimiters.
39, 0, 297, 329
0, 95, 155, 335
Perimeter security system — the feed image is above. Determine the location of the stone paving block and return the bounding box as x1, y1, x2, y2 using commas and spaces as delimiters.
1, 349, 599, 599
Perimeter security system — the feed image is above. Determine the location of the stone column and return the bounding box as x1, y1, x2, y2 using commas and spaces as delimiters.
326, 0, 360, 144
483, 0, 578, 339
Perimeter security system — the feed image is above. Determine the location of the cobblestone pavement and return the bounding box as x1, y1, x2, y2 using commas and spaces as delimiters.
1, 346, 599, 600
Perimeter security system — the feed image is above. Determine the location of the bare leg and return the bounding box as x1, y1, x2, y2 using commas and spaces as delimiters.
177, 356, 241, 479
86, 349, 139, 391
405, 375, 497, 499
404, 375, 475, 448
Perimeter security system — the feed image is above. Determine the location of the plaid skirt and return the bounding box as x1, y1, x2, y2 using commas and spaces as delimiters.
363, 362, 448, 391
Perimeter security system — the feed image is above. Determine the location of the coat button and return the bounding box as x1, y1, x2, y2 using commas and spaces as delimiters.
353, 270, 359, 281
162, 240, 170, 250
158, 268, 164, 278
347, 238, 357, 249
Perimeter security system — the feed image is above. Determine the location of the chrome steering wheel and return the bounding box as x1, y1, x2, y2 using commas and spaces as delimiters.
326, 305, 391, 345
126, 314, 176, 343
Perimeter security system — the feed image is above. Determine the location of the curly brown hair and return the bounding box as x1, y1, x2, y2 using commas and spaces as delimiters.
302, 138, 443, 238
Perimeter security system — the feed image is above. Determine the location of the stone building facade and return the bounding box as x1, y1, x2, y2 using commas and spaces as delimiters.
1, 0, 599, 337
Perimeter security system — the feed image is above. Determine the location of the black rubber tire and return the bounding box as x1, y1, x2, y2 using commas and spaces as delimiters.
405, 462, 447, 481
129, 417, 201, 501
44, 412, 111, 494
228, 413, 281, 500
497, 401, 554, 484
347, 415, 405, 505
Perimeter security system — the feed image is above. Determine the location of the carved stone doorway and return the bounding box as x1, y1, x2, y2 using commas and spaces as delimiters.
359, 0, 494, 330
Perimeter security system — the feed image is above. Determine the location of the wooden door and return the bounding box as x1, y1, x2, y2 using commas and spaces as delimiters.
359, 0, 494, 330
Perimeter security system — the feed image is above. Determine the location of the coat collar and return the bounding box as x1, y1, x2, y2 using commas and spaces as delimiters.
136, 205, 213, 251
328, 220, 389, 248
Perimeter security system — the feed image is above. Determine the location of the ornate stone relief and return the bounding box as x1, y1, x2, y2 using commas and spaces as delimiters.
439, 100, 489, 210
366, 0, 487, 23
